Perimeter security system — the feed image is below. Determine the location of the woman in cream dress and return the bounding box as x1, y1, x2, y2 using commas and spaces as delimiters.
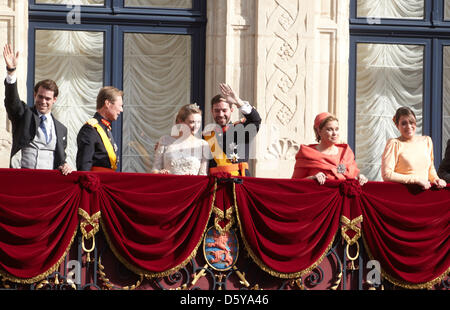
152, 104, 211, 175
381, 107, 447, 190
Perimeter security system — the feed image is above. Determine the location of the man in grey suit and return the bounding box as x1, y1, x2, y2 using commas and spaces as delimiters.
3, 44, 73, 175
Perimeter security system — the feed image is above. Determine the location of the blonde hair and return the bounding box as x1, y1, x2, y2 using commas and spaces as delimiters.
175, 104, 202, 124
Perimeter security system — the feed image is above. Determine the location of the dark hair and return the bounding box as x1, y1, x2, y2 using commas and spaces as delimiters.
314, 115, 339, 142
96, 86, 123, 110
34, 79, 59, 98
211, 94, 232, 108
393, 107, 416, 126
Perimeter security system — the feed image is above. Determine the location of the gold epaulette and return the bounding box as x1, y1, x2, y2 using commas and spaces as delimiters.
86, 118, 99, 126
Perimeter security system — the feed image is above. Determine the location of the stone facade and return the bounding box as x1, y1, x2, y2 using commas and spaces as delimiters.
0, 0, 28, 168
205, 0, 349, 178
0, 0, 349, 178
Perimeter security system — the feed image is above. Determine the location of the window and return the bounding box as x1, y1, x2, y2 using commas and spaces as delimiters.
349, 0, 449, 180
28, 0, 206, 172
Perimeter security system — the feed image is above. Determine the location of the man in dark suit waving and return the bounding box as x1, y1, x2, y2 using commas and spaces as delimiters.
3, 44, 72, 175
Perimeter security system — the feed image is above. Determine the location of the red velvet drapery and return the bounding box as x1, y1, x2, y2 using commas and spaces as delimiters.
0, 169, 447, 288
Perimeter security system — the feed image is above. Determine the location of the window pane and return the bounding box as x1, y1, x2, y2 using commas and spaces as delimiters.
445, 0, 450, 21
355, 43, 424, 181
443, 46, 450, 157
356, 0, 424, 20
35, 0, 104, 5
124, 0, 192, 9
122, 33, 191, 173
35, 30, 104, 169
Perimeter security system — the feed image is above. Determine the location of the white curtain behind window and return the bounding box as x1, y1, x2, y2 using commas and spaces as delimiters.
443, 47, 450, 156
35, 30, 104, 169
445, 0, 450, 20
35, 0, 104, 5
355, 43, 424, 181
124, 0, 192, 8
121, 33, 191, 173
356, 0, 424, 19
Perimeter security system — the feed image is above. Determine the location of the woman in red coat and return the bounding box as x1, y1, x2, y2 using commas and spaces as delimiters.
292, 112, 368, 186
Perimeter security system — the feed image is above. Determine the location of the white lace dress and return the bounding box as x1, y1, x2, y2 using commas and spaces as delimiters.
152, 135, 211, 175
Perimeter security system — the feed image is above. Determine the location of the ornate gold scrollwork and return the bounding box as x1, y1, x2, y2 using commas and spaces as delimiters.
78, 209, 101, 263
341, 215, 362, 271
212, 206, 235, 233
98, 257, 143, 290
340, 215, 362, 246
346, 241, 360, 271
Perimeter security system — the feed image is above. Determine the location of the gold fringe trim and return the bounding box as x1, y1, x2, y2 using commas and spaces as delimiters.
99, 181, 217, 280
232, 182, 336, 279
98, 256, 143, 290
0, 227, 78, 284
362, 233, 450, 289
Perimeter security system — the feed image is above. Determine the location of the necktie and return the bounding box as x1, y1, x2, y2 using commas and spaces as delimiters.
40, 115, 50, 144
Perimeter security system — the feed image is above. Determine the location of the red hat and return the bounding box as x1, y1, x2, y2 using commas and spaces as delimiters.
314, 112, 333, 130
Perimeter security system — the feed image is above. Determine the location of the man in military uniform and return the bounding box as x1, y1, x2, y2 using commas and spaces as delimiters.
76, 86, 123, 172
204, 83, 261, 177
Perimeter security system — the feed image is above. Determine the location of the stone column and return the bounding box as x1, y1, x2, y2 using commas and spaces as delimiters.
0, 0, 28, 168
204, 0, 350, 178
204, 0, 256, 122
253, 0, 350, 178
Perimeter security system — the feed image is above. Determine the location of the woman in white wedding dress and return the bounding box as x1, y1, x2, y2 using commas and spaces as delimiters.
151, 104, 211, 175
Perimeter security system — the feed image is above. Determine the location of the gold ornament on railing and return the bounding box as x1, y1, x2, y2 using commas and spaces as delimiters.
212, 206, 235, 234
191, 264, 208, 286
346, 241, 360, 271
233, 266, 250, 287
341, 215, 362, 271
330, 270, 343, 290
78, 209, 101, 263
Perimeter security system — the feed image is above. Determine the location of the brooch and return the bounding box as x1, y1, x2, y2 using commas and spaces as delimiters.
337, 163, 346, 174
